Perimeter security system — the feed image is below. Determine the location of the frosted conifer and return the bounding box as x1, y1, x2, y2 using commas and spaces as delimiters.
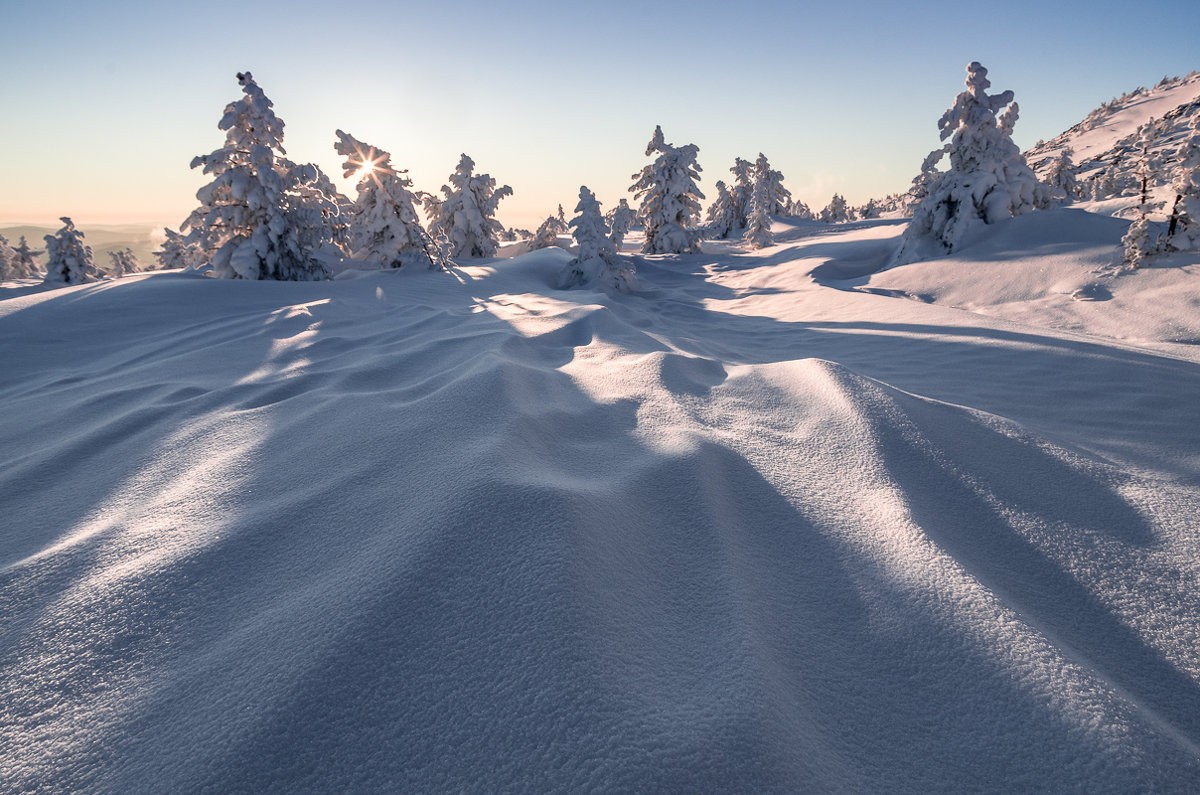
705, 181, 738, 239
0, 235, 15, 281
427, 154, 512, 258
1122, 212, 1155, 268
155, 228, 200, 271
820, 194, 850, 223
108, 248, 141, 277
630, 126, 705, 254
787, 199, 814, 220
1166, 114, 1200, 249
183, 72, 339, 280
1045, 150, 1080, 202
11, 236, 42, 278
562, 186, 636, 292
893, 62, 1043, 265
757, 154, 792, 215
743, 157, 775, 249
43, 217, 100, 285
606, 198, 635, 250
529, 216, 562, 251
334, 130, 444, 269
728, 157, 754, 227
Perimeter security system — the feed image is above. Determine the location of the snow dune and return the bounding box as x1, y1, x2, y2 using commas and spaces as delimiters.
2, 214, 1199, 790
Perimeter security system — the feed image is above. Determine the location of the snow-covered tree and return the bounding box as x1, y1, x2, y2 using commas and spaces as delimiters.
1122, 212, 1155, 268
629, 126, 705, 254
1133, 122, 1161, 209
704, 180, 738, 239
183, 72, 340, 280
528, 216, 563, 251
43, 217, 100, 285
606, 198, 635, 250
562, 186, 636, 293
334, 130, 444, 269
155, 228, 201, 271
426, 154, 512, 258
0, 235, 15, 281
892, 62, 1043, 265
728, 157, 754, 227
820, 194, 850, 223
108, 248, 141, 277
756, 153, 792, 215
743, 156, 775, 249
1166, 113, 1200, 249
1045, 150, 1080, 202
11, 236, 42, 278
858, 198, 881, 219
555, 203, 567, 230
787, 198, 814, 220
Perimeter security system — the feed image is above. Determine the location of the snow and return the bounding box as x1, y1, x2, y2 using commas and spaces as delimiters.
3, 204, 1200, 790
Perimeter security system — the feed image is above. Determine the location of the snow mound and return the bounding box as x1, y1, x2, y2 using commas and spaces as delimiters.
3, 236, 1200, 790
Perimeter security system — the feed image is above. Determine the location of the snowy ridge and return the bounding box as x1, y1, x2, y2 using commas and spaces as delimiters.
3, 217, 1200, 789
1025, 72, 1200, 202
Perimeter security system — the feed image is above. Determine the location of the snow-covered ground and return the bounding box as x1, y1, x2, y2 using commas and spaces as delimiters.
3, 210, 1200, 791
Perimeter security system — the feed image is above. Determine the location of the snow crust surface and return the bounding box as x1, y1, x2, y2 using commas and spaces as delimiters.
2, 215, 1200, 791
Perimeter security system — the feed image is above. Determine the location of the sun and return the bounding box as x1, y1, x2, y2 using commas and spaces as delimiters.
354, 160, 378, 182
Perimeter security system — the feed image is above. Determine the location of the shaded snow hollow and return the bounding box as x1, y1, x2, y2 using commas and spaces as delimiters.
2, 212, 1200, 791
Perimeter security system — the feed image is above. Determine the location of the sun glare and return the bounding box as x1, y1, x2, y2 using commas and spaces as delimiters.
354, 161, 378, 182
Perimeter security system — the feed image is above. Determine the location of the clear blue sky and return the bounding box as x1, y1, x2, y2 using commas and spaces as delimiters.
1, 0, 1196, 229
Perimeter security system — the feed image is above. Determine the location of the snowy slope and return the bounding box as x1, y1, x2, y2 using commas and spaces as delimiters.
1025, 72, 1200, 211
3, 215, 1200, 791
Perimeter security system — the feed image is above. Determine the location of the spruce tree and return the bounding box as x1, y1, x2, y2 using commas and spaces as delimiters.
606, 198, 635, 251
43, 217, 100, 285
426, 154, 512, 258
11, 236, 42, 278
108, 248, 141, 277
1166, 114, 1200, 249
705, 181, 738, 239
743, 155, 775, 249
334, 130, 444, 269
629, 125, 705, 254
183, 72, 341, 280
562, 186, 636, 292
728, 157, 754, 228
893, 62, 1043, 265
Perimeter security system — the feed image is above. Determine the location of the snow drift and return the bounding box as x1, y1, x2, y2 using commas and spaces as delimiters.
2, 218, 1199, 790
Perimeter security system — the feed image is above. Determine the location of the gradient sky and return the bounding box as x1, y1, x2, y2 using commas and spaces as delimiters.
2, 0, 1196, 230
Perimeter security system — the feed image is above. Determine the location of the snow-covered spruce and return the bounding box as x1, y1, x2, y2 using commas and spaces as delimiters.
1122, 212, 1156, 268
426, 154, 512, 259
43, 217, 100, 285
0, 235, 15, 281
787, 198, 814, 220
183, 72, 344, 281
727, 157, 755, 229
529, 216, 563, 251
1167, 113, 1200, 249
757, 154, 792, 216
108, 248, 141, 277
820, 193, 850, 223
743, 155, 775, 249
10, 236, 42, 278
561, 186, 636, 293
606, 198, 635, 251
705, 181, 738, 239
892, 62, 1045, 265
334, 130, 445, 270
155, 228, 201, 271
630, 126, 705, 254
1044, 150, 1080, 202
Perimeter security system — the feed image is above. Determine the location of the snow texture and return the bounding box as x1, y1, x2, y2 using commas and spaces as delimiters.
4, 209, 1200, 791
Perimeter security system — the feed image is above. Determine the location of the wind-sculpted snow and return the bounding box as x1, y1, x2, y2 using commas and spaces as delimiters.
2, 233, 1199, 791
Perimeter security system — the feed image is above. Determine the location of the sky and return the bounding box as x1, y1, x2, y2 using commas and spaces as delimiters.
1, 0, 1197, 231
